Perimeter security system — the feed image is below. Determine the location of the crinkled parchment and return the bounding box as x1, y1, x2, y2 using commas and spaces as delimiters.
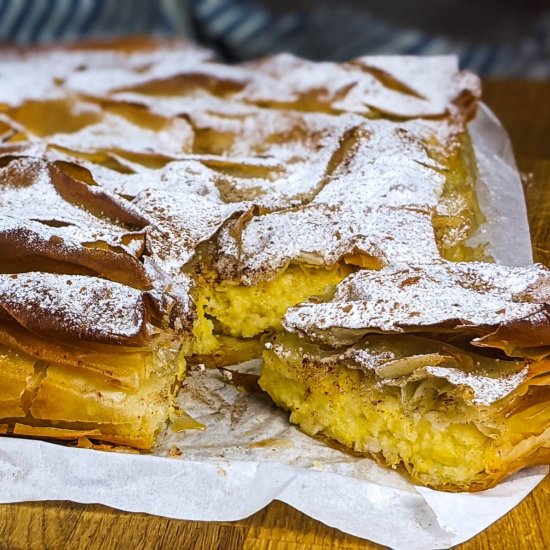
0, 105, 545, 550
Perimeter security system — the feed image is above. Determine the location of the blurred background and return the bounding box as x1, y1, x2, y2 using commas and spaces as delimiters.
0, 0, 549, 76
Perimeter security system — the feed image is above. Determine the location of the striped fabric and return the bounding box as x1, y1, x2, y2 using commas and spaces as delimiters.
190, 0, 550, 77
0, 0, 191, 43
1, 0, 549, 77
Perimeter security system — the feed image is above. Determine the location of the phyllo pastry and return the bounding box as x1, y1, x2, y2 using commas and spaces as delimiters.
0, 272, 185, 449
0, 153, 189, 449
1, 38, 548, 492
261, 262, 550, 490
0, 40, 484, 368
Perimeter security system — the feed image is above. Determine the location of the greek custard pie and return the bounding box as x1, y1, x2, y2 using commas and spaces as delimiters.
0, 38, 548, 490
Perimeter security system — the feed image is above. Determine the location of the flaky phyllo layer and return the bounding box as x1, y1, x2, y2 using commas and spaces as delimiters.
0, 273, 187, 449
0, 39, 548, 490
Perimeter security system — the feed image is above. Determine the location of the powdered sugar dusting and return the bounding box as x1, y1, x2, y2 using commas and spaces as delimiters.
0, 40, 500, 347
51, 113, 194, 158
0, 157, 146, 255
284, 261, 550, 346
0, 273, 148, 344
271, 335, 531, 405
134, 184, 246, 277
425, 365, 530, 405
222, 120, 445, 284
241, 54, 480, 119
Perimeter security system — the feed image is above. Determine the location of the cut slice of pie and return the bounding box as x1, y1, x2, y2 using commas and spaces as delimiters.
261, 331, 550, 491
261, 262, 550, 490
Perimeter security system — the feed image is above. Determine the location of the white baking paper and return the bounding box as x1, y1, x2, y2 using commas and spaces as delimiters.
468, 103, 533, 266
0, 104, 546, 550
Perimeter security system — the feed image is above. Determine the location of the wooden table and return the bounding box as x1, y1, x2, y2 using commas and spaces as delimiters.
1, 80, 549, 550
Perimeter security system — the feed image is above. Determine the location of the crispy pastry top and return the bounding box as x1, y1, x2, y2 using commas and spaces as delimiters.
283, 261, 550, 355
0, 39, 504, 345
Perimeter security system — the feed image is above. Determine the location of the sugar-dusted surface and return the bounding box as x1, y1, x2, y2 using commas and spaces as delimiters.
135, 183, 245, 276
424, 365, 530, 406
241, 54, 479, 119
270, 334, 531, 406
48, 112, 195, 158
0, 42, 485, 341
225, 120, 446, 284
0, 157, 146, 254
0, 273, 148, 345
284, 261, 550, 346
0, 73, 547, 550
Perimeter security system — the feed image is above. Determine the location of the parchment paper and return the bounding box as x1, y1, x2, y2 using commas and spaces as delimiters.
0, 104, 546, 550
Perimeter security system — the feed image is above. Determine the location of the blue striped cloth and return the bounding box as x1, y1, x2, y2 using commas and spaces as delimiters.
1, 0, 549, 77
0, 0, 192, 43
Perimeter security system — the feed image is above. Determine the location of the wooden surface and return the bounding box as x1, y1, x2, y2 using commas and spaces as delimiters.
1, 80, 549, 550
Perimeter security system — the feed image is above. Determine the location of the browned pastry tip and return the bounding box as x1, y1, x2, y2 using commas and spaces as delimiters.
0, 273, 151, 346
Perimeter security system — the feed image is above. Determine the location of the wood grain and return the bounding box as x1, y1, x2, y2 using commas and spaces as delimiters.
1, 80, 549, 550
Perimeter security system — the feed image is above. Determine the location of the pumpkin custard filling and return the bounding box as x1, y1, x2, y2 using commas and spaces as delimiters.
0, 38, 548, 491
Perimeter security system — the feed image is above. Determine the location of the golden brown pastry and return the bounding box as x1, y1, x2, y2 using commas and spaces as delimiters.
0, 38, 548, 491
0, 272, 185, 449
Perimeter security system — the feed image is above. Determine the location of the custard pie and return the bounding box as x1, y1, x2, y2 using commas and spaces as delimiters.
0, 38, 548, 490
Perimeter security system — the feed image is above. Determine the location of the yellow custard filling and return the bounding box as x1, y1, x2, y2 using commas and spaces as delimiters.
191, 263, 352, 361
260, 333, 550, 491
